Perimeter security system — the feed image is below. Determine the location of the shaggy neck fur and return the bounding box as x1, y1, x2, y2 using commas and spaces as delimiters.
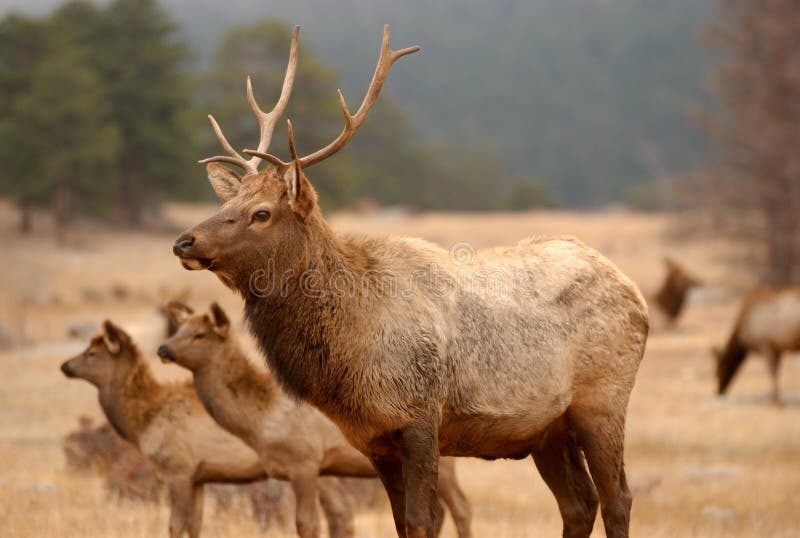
239, 211, 370, 414
98, 351, 165, 444
192, 341, 281, 443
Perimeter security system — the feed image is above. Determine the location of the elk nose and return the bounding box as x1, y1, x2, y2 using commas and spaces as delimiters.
60, 362, 74, 377
157, 345, 173, 361
173, 235, 195, 256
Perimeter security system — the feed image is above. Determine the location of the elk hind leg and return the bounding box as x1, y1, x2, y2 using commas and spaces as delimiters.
532, 418, 598, 538
436, 459, 472, 538
570, 406, 632, 538
318, 477, 356, 538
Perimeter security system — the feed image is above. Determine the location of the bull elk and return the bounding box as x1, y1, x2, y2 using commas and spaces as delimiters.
172, 25, 649, 538
713, 287, 800, 406
158, 301, 472, 538
60, 321, 353, 538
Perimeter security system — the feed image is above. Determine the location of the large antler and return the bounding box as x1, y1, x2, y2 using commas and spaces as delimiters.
199, 26, 300, 175
244, 25, 420, 169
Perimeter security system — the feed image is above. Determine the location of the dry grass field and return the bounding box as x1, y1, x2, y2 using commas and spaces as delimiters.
0, 203, 798, 537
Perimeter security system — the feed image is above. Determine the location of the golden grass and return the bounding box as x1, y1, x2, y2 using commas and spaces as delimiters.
0, 207, 798, 536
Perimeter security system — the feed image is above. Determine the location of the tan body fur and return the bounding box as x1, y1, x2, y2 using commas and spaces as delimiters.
158, 303, 472, 538
174, 25, 649, 537
60, 323, 348, 538
714, 287, 800, 405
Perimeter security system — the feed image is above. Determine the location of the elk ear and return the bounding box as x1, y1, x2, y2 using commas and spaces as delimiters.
209, 302, 230, 338
711, 346, 722, 362
163, 300, 194, 327
102, 320, 131, 356
283, 163, 317, 218
206, 163, 241, 202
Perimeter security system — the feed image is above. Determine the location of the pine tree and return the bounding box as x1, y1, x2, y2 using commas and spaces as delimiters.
103, 0, 193, 225
4, 43, 119, 235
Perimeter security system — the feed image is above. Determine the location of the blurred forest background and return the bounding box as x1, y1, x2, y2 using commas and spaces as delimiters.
2, 0, 800, 284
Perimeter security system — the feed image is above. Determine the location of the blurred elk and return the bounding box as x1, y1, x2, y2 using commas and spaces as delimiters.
158, 301, 472, 538
713, 288, 800, 406
60, 321, 351, 538
172, 25, 649, 538
651, 257, 702, 327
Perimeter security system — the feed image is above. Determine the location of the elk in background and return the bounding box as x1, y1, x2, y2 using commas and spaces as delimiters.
651, 257, 701, 327
158, 301, 472, 538
172, 25, 649, 538
60, 321, 352, 538
713, 288, 800, 406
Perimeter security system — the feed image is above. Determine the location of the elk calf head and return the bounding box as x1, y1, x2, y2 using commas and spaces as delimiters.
61, 321, 136, 388
172, 25, 419, 290
158, 302, 231, 372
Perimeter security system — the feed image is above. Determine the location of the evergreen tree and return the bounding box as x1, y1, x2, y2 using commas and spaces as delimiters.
0, 14, 49, 232
103, 0, 193, 224
3, 43, 119, 233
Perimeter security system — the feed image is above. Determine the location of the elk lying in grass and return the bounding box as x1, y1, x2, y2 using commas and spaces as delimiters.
713, 288, 800, 406
172, 25, 649, 538
158, 301, 472, 538
651, 257, 701, 327
60, 321, 353, 538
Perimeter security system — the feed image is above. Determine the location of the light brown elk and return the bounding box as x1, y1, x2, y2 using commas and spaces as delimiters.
60, 321, 353, 538
713, 287, 800, 406
651, 257, 701, 326
172, 25, 649, 538
158, 301, 472, 538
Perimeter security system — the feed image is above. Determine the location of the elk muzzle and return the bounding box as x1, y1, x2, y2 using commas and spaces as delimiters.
157, 344, 175, 363
60, 361, 76, 378
172, 233, 214, 270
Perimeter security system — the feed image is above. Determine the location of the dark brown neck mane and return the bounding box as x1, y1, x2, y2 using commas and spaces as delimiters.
239, 214, 369, 412
98, 352, 165, 444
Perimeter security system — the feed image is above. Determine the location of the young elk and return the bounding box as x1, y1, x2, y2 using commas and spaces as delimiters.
172, 25, 649, 538
713, 288, 800, 406
652, 257, 701, 326
159, 301, 472, 538
60, 321, 352, 538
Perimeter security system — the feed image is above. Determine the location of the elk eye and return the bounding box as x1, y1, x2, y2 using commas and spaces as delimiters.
194, 333, 205, 340
251, 210, 271, 223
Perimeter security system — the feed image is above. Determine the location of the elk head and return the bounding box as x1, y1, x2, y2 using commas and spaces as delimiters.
172, 25, 419, 292
157, 302, 231, 372
60, 321, 137, 388
663, 257, 702, 291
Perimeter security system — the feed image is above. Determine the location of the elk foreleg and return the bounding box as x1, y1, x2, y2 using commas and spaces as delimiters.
767, 350, 783, 406
291, 467, 322, 538
167, 478, 195, 538
370, 452, 407, 537
401, 424, 441, 538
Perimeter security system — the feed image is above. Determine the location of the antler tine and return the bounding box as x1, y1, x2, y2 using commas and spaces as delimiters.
244, 25, 420, 170
199, 25, 300, 174
287, 119, 298, 161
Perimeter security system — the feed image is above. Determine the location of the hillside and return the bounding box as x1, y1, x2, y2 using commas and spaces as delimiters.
3, 0, 717, 206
